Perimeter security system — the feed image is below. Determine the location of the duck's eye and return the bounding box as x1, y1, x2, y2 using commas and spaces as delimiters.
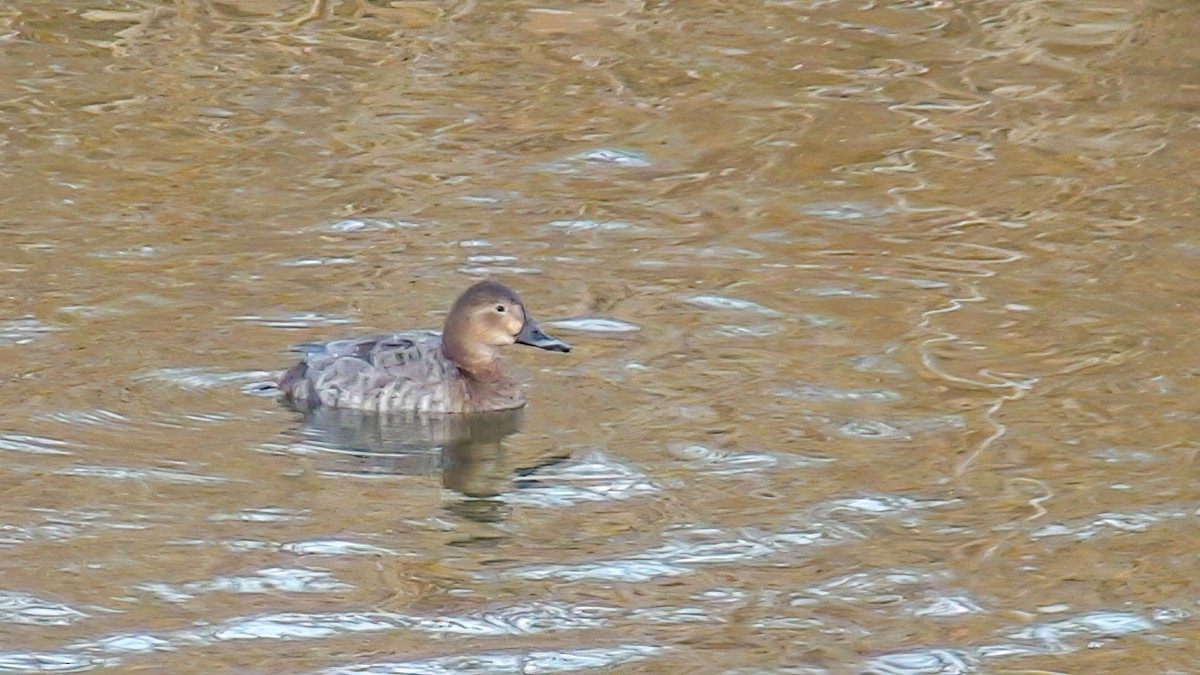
495, 304, 506, 313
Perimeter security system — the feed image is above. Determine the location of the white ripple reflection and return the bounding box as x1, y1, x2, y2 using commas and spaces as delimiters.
545, 219, 633, 233
70, 634, 173, 655
311, 218, 422, 233
0, 317, 64, 345
54, 465, 234, 485
0, 509, 143, 549
817, 494, 959, 515
0, 433, 74, 456
799, 568, 955, 602
318, 644, 663, 674
686, 294, 782, 316
506, 452, 659, 507
33, 409, 131, 427
282, 540, 401, 556
138, 567, 353, 601
133, 367, 281, 390
230, 313, 358, 328
909, 596, 986, 618
0, 652, 114, 672
515, 528, 806, 583
1029, 505, 1192, 540
976, 608, 1175, 661
279, 257, 357, 267
1008, 610, 1158, 644
861, 648, 975, 675
670, 444, 834, 475
543, 317, 641, 333
458, 265, 542, 276
208, 602, 612, 641
799, 201, 893, 222
569, 148, 652, 168
514, 494, 954, 583
208, 507, 308, 523
778, 383, 903, 403
0, 591, 89, 626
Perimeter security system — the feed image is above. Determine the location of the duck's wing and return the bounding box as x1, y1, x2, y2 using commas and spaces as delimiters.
358, 331, 453, 381
278, 331, 452, 406
291, 330, 442, 369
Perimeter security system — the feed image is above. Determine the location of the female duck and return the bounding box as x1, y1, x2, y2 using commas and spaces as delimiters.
278, 280, 571, 413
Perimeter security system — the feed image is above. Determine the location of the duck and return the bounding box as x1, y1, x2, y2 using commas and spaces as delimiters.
277, 280, 571, 414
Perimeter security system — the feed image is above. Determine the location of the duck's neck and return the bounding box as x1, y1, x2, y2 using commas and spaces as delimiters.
442, 317, 501, 382
461, 358, 505, 383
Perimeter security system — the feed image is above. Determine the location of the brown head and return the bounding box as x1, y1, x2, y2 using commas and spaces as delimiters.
441, 280, 571, 379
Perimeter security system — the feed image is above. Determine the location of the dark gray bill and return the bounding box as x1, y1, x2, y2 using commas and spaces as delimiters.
515, 317, 572, 352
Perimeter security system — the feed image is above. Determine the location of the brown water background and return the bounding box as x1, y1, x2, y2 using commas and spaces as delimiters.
1, 0, 1197, 672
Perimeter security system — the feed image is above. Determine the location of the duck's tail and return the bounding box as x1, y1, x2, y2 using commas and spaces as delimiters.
244, 378, 282, 397
275, 362, 309, 399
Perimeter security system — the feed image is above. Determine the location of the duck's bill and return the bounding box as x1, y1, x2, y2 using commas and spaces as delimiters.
515, 319, 572, 353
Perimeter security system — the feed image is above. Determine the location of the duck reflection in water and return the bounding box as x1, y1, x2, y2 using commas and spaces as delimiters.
284, 407, 560, 522
294, 407, 521, 487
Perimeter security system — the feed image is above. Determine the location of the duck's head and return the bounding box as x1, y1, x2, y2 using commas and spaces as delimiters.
443, 280, 571, 375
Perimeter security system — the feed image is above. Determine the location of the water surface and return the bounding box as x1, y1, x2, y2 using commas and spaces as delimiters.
1, 0, 1197, 672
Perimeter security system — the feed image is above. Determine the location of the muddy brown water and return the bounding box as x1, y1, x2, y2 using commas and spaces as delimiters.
1, 0, 1197, 672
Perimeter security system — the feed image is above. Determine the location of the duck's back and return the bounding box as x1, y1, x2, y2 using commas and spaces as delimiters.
279, 331, 473, 413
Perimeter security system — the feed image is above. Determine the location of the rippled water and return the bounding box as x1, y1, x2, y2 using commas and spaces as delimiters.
2, 0, 1198, 672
